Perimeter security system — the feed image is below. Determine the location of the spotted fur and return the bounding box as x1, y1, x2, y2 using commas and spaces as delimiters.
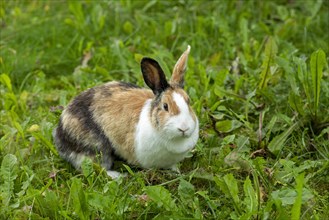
53, 45, 199, 178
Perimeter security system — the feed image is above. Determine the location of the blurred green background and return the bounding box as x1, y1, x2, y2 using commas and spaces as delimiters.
1, 0, 328, 85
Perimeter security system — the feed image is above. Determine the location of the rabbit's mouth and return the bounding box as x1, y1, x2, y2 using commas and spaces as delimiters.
169, 131, 191, 140
180, 132, 192, 139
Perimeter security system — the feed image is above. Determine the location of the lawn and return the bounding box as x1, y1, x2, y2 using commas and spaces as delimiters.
1, 0, 329, 219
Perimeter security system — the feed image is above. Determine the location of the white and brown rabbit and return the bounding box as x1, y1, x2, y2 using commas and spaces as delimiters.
53, 45, 199, 178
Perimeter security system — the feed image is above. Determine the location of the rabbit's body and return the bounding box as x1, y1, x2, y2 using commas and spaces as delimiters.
53, 46, 199, 178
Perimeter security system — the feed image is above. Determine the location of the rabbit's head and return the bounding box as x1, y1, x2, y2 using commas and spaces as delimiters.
140, 46, 198, 146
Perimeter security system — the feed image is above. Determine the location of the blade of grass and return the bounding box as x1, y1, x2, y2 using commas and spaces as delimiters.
258, 37, 278, 90
70, 178, 90, 220
291, 172, 305, 220
243, 177, 258, 216
310, 49, 326, 118
0, 154, 18, 207
268, 122, 300, 156
214, 174, 242, 215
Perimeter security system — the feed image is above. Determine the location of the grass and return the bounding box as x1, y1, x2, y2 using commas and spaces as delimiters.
1, 0, 329, 219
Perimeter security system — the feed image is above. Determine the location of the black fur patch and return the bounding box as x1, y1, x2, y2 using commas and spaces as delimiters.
150, 86, 173, 110
117, 81, 140, 89
99, 86, 113, 97
54, 119, 96, 155
99, 82, 140, 97
57, 88, 115, 165
151, 93, 163, 110
150, 92, 164, 128
67, 88, 95, 121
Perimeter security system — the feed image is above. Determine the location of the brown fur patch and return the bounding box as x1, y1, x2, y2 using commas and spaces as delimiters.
149, 87, 196, 130
91, 82, 154, 164
168, 88, 197, 123
162, 90, 180, 115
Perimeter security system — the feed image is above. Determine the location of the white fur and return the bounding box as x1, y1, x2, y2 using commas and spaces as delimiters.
106, 170, 123, 179
67, 151, 123, 179
135, 94, 199, 169
68, 152, 88, 169
170, 92, 196, 137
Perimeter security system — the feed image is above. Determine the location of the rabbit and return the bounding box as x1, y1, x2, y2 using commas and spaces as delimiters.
53, 45, 199, 178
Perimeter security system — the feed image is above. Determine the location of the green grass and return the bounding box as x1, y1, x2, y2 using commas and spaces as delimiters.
1, 0, 329, 219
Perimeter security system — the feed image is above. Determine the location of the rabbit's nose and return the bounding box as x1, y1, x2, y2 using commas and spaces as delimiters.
178, 127, 189, 136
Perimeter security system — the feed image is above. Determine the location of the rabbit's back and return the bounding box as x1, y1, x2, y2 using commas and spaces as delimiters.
54, 81, 153, 168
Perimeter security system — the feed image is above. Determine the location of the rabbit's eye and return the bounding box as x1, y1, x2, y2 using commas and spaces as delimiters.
163, 103, 169, 111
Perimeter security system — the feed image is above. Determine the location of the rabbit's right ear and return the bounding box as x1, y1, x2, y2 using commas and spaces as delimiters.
170, 45, 190, 88
141, 58, 169, 94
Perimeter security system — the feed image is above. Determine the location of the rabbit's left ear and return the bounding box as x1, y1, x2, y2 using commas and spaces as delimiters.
170, 45, 190, 88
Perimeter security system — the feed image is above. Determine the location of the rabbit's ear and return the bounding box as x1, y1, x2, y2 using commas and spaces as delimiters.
141, 58, 169, 94
170, 45, 190, 88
